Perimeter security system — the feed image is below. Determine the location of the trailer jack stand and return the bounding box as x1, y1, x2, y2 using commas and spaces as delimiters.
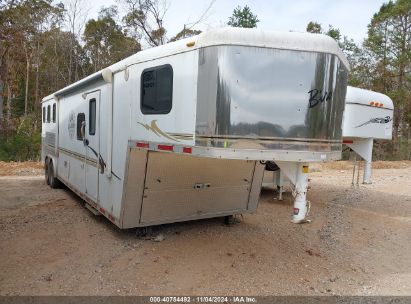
363, 160, 372, 184
272, 162, 312, 224
292, 193, 311, 224
274, 169, 284, 201
276, 186, 284, 201
292, 163, 311, 224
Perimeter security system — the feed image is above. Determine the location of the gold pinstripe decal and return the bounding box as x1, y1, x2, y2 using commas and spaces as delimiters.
58, 147, 98, 167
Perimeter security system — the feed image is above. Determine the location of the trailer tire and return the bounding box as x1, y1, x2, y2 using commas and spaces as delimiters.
44, 160, 50, 185
48, 161, 61, 189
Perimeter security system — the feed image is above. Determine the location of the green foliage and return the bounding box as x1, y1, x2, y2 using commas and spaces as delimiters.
306, 0, 411, 160
1, 1, 143, 162
306, 21, 322, 33
11, 91, 25, 117
306, 21, 341, 42
121, 0, 167, 47
227, 5, 259, 28
39, 28, 90, 90
363, 0, 411, 157
84, 6, 141, 71
325, 25, 341, 41
0, 114, 41, 161
169, 28, 202, 42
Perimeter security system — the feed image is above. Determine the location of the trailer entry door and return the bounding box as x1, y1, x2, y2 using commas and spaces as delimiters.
85, 91, 100, 202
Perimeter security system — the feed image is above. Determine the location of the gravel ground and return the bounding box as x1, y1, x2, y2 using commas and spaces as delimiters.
0, 161, 410, 296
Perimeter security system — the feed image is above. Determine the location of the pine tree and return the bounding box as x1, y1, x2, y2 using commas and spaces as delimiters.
227, 5, 259, 28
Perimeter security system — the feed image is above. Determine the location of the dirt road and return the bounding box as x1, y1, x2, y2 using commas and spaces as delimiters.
0, 161, 410, 295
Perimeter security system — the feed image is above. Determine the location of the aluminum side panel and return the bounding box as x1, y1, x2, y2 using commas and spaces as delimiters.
140, 187, 250, 224
143, 152, 255, 190
139, 152, 255, 225
196, 46, 348, 152
120, 148, 148, 228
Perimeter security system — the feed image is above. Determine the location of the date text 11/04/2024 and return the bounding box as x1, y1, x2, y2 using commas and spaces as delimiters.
149, 296, 257, 303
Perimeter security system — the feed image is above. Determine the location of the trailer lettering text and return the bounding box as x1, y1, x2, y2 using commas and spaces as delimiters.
308, 89, 332, 108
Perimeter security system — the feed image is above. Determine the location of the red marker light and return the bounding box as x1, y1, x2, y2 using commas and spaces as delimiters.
136, 142, 149, 148
158, 144, 173, 151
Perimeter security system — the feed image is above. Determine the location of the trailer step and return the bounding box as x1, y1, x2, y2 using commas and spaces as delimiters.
85, 203, 101, 216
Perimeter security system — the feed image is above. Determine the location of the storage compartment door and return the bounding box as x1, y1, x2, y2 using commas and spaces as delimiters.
140, 152, 255, 225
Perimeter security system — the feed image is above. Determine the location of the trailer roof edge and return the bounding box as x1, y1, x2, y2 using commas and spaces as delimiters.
346, 86, 394, 109
51, 70, 108, 99
43, 28, 350, 100
196, 28, 350, 70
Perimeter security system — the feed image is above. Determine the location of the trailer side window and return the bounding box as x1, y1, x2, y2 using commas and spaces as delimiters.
77, 113, 85, 140
42, 107, 45, 123
47, 105, 51, 123
89, 98, 96, 135
141, 64, 173, 114
52, 104, 56, 123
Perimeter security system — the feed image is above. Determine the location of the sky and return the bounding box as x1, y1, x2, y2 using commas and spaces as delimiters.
81, 0, 387, 44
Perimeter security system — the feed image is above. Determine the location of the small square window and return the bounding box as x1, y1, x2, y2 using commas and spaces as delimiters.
141, 64, 173, 114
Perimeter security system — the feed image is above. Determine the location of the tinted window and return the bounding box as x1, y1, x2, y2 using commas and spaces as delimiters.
52, 104, 56, 123
89, 98, 96, 135
42, 107, 45, 123
47, 105, 51, 123
77, 113, 85, 140
141, 64, 173, 114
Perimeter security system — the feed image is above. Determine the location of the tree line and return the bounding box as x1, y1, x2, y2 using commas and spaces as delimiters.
306, 0, 410, 160
0, 1, 410, 161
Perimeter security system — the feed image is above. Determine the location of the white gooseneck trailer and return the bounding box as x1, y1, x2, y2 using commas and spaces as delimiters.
41, 28, 349, 228
342, 86, 394, 184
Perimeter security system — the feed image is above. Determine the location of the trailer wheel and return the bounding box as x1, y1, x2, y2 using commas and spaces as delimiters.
44, 160, 50, 185
48, 161, 60, 189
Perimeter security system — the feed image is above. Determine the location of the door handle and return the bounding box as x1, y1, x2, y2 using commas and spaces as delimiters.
81, 122, 89, 146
